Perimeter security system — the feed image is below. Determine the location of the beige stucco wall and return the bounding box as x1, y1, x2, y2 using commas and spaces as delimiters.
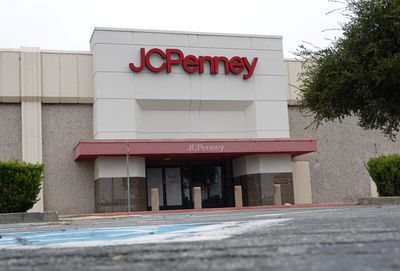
0, 49, 93, 103
0, 104, 21, 161
41, 51, 93, 103
0, 48, 93, 213
42, 104, 94, 214
284, 59, 302, 103
289, 106, 400, 203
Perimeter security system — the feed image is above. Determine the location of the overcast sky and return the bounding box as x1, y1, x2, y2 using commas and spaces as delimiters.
0, 0, 346, 57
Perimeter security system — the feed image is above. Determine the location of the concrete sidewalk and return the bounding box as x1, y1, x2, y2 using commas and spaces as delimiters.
60, 202, 354, 221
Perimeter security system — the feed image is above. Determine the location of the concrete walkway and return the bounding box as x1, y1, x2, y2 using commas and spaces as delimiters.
60, 202, 354, 221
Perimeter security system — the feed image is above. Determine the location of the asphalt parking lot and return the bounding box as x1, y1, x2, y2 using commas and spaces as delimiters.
0, 205, 400, 271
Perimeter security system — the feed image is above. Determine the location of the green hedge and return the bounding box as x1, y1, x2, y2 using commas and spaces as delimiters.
367, 154, 400, 197
0, 160, 44, 213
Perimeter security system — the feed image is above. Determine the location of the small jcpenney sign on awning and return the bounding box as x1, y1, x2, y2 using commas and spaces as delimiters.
73, 138, 317, 161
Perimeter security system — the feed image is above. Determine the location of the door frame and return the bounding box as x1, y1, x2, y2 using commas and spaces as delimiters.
145, 160, 234, 210
146, 166, 185, 210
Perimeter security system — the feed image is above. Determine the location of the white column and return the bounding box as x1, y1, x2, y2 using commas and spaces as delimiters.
21, 102, 42, 163
20, 47, 43, 212
292, 161, 313, 204
370, 179, 378, 197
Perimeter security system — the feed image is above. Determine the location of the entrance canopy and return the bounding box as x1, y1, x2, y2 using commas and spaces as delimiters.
74, 138, 317, 161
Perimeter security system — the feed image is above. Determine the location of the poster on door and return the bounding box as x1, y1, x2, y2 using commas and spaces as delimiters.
146, 168, 164, 207
165, 168, 182, 206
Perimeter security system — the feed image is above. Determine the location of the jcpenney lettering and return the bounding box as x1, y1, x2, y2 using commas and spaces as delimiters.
129, 48, 258, 79
187, 144, 225, 152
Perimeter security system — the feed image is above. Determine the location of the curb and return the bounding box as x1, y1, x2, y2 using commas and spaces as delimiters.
357, 197, 400, 205
0, 211, 58, 224
61, 202, 354, 220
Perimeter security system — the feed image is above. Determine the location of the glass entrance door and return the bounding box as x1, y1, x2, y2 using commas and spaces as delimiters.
146, 168, 164, 208
146, 167, 182, 210
190, 165, 223, 208
165, 168, 182, 206
146, 160, 233, 210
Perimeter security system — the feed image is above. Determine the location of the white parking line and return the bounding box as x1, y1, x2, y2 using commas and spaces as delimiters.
255, 209, 337, 217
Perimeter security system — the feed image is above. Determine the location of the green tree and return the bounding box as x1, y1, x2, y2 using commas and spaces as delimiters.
297, 0, 400, 139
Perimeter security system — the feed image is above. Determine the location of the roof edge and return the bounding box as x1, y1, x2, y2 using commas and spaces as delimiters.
90, 26, 283, 43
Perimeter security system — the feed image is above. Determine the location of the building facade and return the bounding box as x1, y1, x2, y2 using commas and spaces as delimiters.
0, 28, 397, 214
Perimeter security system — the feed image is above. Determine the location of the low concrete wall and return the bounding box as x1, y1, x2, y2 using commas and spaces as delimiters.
0, 212, 58, 224
358, 197, 400, 205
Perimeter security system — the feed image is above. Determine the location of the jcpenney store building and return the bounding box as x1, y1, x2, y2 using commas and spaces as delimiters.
1, 28, 398, 214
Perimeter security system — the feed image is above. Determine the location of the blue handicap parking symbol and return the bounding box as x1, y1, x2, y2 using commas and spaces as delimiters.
0, 223, 210, 248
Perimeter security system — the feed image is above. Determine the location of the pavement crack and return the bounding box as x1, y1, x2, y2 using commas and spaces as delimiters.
15, 237, 29, 246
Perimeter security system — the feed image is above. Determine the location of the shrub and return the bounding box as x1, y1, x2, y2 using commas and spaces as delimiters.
367, 154, 400, 197
0, 160, 44, 213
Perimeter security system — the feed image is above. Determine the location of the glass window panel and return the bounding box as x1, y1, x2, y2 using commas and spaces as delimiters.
147, 168, 164, 207
209, 167, 222, 199
165, 168, 182, 206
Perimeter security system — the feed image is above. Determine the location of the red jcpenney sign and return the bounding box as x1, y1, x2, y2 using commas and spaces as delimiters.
129, 48, 258, 79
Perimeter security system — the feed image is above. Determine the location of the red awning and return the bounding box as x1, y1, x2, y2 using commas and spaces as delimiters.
73, 138, 317, 161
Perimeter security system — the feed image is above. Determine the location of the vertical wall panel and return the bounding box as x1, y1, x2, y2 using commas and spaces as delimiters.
41, 53, 61, 103
0, 52, 2, 99
78, 54, 93, 103
20, 47, 43, 212
286, 60, 302, 101
60, 54, 78, 103
1, 52, 20, 102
